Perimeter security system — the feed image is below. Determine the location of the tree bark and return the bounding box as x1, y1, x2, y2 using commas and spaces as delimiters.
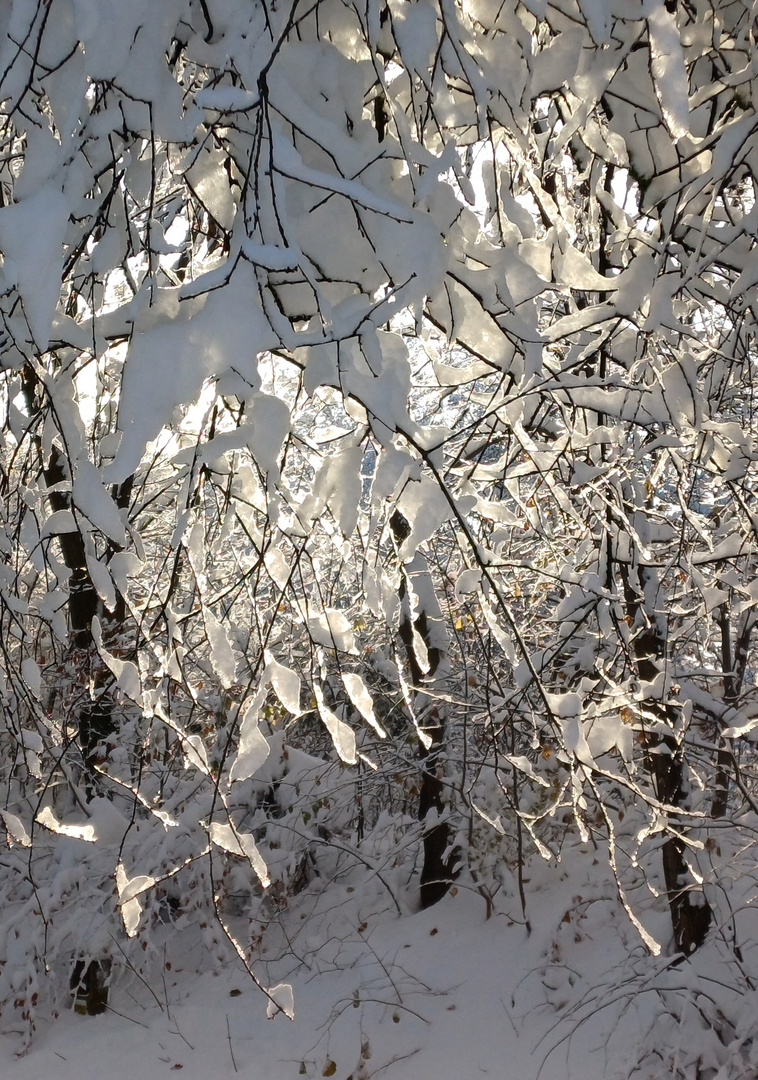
712, 606, 754, 820
391, 510, 456, 908
620, 564, 712, 955
20, 365, 134, 783
21, 364, 135, 1011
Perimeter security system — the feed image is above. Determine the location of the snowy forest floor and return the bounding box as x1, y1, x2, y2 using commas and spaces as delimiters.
1, 839, 752, 1080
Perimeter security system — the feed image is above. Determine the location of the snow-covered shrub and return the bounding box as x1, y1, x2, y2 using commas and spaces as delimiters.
4, 0, 758, 1067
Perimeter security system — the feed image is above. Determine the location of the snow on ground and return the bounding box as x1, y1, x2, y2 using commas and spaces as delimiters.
0, 842, 741, 1080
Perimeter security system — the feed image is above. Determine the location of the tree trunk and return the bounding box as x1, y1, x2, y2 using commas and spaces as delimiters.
70, 958, 111, 1015
391, 511, 456, 908
712, 606, 754, 821
21, 363, 135, 1008
20, 365, 134, 784
647, 731, 712, 956
621, 564, 712, 955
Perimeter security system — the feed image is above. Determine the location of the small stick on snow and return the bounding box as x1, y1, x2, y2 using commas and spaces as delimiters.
227, 1014, 238, 1073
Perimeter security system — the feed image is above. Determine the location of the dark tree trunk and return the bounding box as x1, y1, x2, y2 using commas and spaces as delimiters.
647, 732, 712, 955
621, 565, 712, 955
712, 606, 754, 821
70, 958, 111, 1015
21, 364, 135, 1009
391, 510, 456, 908
20, 366, 134, 783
